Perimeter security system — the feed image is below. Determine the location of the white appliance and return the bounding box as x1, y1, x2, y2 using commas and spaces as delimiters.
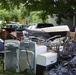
37, 52, 57, 66
4, 39, 20, 72
36, 52, 57, 75
19, 40, 47, 74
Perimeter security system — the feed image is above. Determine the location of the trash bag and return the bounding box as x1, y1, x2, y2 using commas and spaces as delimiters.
47, 59, 76, 75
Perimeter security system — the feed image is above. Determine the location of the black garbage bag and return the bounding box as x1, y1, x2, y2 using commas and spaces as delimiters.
47, 60, 76, 75
69, 56, 76, 67
47, 64, 69, 75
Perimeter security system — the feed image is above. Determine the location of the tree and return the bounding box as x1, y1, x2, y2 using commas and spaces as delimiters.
0, 5, 28, 24
28, 11, 48, 23
0, 0, 76, 24
0, 0, 76, 15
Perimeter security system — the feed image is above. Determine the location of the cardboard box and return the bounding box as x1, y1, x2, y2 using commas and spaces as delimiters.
70, 32, 76, 40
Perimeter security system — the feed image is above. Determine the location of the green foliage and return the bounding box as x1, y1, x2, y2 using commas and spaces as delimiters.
0, 9, 9, 19
0, 2, 48, 24
0, 5, 28, 24
0, 0, 76, 24
0, 0, 76, 15
26, 11, 48, 24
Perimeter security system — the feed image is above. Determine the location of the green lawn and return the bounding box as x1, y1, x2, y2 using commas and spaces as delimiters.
0, 59, 33, 75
